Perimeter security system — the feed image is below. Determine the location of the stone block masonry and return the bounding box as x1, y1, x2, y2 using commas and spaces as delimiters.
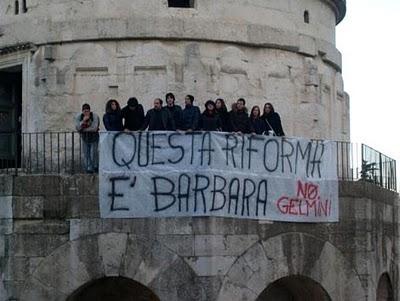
0, 174, 398, 300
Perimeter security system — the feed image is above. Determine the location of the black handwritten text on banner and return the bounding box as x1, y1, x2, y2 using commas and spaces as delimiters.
99, 132, 339, 222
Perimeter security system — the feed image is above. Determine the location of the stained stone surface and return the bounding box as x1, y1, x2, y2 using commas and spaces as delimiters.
0, 174, 398, 301
0, 0, 349, 141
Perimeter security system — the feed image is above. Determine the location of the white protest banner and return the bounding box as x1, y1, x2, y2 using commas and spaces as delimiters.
99, 131, 339, 222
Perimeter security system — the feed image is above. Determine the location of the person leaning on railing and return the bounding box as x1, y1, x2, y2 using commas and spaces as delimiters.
261, 102, 285, 136
121, 97, 145, 132
229, 98, 254, 134
199, 100, 222, 131
103, 99, 123, 131
74, 103, 100, 173
141, 98, 176, 131
250, 105, 266, 135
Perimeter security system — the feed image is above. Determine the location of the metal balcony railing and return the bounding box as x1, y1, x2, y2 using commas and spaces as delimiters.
0, 132, 397, 191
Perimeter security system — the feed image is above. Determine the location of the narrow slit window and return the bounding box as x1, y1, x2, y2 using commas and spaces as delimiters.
22, 0, 27, 13
15, 0, 19, 14
168, 0, 194, 8
304, 10, 310, 24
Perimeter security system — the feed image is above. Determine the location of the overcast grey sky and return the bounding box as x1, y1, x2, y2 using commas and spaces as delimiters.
336, 0, 400, 176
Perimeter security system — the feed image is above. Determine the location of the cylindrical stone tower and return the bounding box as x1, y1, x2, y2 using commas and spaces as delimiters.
0, 0, 347, 140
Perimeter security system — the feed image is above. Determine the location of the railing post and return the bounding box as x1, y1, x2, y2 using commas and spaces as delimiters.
14, 131, 18, 176
378, 153, 383, 188
71, 132, 75, 174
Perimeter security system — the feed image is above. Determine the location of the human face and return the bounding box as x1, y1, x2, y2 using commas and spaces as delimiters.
82, 108, 90, 116
154, 99, 162, 110
167, 96, 174, 106
111, 102, 117, 111
207, 103, 214, 111
236, 100, 244, 111
215, 100, 222, 110
252, 107, 260, 118
184, 96, 191, 106
264, 104, 272, 114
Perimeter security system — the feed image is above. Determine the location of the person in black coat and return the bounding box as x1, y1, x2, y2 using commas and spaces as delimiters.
230, 98, 254, 134
200, 100, 221, 131
215, 98, 231, 132
103, 99, 123, 131
141, 98, 176, 131
165, 92, 183, 129
181, 95, 200, 131
261, 102, 285, 136
250, 105, 266, 135
121, 97, 145, 131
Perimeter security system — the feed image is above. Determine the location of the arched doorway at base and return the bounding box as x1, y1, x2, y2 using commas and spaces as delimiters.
256, 275, 331, 301
377, 273, 394, 301
67, 276, 160, 301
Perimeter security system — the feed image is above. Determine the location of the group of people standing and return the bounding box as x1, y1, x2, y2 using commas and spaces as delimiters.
75, 93, 285, 172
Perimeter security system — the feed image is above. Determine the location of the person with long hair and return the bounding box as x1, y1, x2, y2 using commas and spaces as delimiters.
261, 102, 285, 136
215, 98, 231, 132
250, 105, 266, 135
200, 100, 221, 131
103, 99, 123, 131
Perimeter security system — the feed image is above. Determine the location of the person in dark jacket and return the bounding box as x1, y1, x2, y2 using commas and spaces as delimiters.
261, 102, 285, 136
230, 98, 253, 134
215, 98, 231, 132
181, 94, 200, 131
141, 98, 176, 131
200, 100, 221, 131
250, 105, 266, 135
165, 92, 183, 129
121, 97, 145, 131
103, 99, 123, 131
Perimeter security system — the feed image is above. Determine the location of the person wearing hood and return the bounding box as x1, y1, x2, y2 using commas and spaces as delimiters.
181, 94, 200, 131
261, 102, 285, 136
103, 99, 123, 131
121, 97, 145, 131
200, 100, 221, 131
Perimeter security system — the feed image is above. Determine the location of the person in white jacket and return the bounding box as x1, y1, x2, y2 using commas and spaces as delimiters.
74, 103, 100, 173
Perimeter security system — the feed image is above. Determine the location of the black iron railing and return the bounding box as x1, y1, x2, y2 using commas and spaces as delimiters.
0, 132, 397, 191
336, 141, 397, 191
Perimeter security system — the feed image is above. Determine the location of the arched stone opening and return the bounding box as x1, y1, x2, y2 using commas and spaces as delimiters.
256, 275, 331, 301
377, 273, 394, 301
67, 276, 160, 301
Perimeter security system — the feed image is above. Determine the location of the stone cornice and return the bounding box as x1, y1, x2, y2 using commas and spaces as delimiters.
0, 42, 35, 55
326, 0, 346, 24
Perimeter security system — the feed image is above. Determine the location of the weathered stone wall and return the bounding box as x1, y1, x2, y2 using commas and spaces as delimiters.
0, 0, 349, 140
0, 174, 398, 300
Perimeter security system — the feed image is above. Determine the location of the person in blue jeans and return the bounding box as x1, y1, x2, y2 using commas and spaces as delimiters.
75, 103, 100, 173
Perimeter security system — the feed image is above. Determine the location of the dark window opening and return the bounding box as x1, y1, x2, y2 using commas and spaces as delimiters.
14, 0, 19, 14
304, 10, 310, 23
22, 0, 27, 13
168, 0, 194, 8
0, 65, 23, 170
